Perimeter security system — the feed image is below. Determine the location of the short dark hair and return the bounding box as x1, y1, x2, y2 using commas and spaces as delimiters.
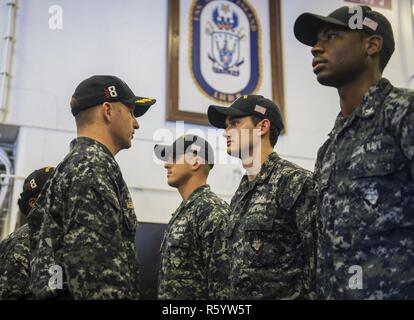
203, 163, 212, 176
190, 150, 212, 176
250, 115, 279, 147
72, 100, 98, 128
358, 31, 390, 72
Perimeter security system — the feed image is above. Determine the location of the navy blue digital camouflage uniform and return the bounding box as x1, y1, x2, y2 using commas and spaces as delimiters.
28, 137, 140, 299
224, 152, 317, 299
0, 225, 30, 299
314, 78, 414, 299
158, 185, 229, 300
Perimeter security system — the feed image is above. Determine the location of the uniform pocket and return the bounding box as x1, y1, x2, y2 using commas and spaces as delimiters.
349, 136, 397, 179
168, 236, 190, 269
349, 153, 396, 179
346, 145, 400, 230
242, 214, 275, 268
243, 214, 274, 231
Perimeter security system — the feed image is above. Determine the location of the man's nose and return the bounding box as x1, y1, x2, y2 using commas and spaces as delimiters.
311, 39, 324, 57
133, 117, 139, 130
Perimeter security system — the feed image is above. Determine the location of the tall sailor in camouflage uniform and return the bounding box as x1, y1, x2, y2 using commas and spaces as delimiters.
28, 75, 156, 299
0, 167, 54, 299
208, 95, 317, 299
295, 6, 414, 299
154, 135, 229, 299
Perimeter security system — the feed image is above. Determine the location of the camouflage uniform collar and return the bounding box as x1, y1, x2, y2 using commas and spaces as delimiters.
183, 184, 211, 208
329, 78, 393, 138
169, 185, 210, 223
355, 78, 393, 119
240, 152, 280, 187
329, 114, 347, 138
70, 137, 114, 159
256, 152, 280, 183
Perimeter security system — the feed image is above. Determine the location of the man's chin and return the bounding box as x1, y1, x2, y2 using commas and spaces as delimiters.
121, 138, 133, 148
167, 179, 178, 188
316, 72, 341, 88
119, 143, 132, 151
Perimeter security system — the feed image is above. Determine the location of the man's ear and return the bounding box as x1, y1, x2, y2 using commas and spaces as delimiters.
257, 119, 271, 137
192, 155, 204, 172
365, 35, 383, 58
102, 102, 113, 123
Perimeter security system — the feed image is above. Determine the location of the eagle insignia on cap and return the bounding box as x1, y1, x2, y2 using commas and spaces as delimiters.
135, 98, 154, 104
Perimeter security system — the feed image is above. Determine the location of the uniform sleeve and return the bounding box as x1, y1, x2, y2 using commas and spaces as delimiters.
0, 227, 31, 299
197, 201, 230, 300
313, 138, 330, 196
31, 172, 138, 300
399, 105, 414, 178
291, 175, 318, 299
64, 173, 139, 299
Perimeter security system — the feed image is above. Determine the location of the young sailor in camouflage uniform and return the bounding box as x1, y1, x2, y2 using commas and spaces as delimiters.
0, 167, 54, 299
155, 135, 229, 299
28, 75, 156, 299
208, 95, 317, 299
295, 6, 414, 299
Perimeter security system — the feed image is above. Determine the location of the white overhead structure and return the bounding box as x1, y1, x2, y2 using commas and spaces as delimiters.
0, 124, 19, 239
0, 147, 12, 239
406, 0, 414, 89
0, 0, 18, 123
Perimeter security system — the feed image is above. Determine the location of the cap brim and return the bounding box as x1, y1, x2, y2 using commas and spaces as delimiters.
294, 13, 348, 47
125, 97, 156, 117
207, 105, 249, 129
153, 143, 191, 162
154, 144, 171, 162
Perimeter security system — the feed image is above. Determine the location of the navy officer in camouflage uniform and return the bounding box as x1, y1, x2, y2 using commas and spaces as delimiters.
28, 75, 156, 299
208, 95, 317, 299
0, 167, 54, 299
154, 135, 229, 299
295, 6, 414, 299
